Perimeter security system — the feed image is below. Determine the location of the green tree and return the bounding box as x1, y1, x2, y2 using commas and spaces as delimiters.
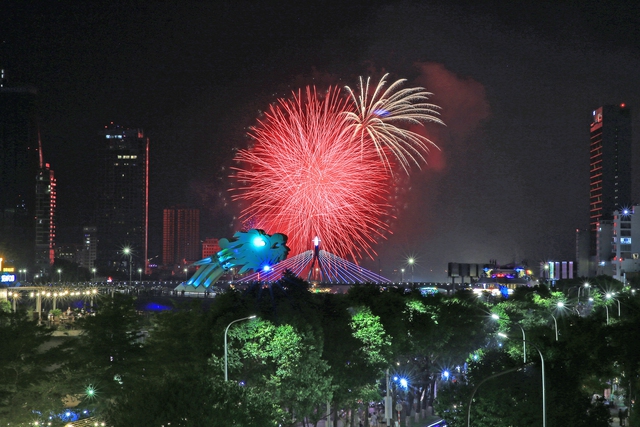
65, 294, 146, 413
0, 309, 69, 424
105, 371, 278, 427
224, 318, 333, 426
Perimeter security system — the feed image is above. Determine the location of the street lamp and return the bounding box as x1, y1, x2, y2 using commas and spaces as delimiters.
224, 315, 256, 381
407, 257, 415, 282
401, 268, 405, 282
496, 332, 546, 427
550, 301, 564, 341
138, 268, 142, 282
57, 269, 62, 282
92, 268, 96, 282
123, 247, 132, 284
606, 293, 621, 317
491, 313, 527, 363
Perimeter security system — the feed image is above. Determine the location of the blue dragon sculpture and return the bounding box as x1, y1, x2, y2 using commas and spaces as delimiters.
186, 229, 289, 288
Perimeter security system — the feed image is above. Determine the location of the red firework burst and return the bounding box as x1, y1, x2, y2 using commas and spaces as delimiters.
232, 86, 391, 260
231, 77, 442, 260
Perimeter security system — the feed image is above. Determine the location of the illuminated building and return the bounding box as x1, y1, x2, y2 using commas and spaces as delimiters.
0, 77, 41, 267
77, 226, 97, 270
202, 238, 221, 259
162, 207, 200, 267
54, 244, 80, 263
34, 163, 56, 273
609, 207, 640, 282
589, 105, 632, 257
95, 123, 149, 274
539, 261, 574, 282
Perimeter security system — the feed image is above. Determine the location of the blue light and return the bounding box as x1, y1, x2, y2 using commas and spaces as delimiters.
253, 237, 266, 247
443, 370, 450, 379
373, 109, 390, 117
262, 265, 271, 272
58, 410, 78, 421
143, 302, 172, 312
399, 378, 408, 389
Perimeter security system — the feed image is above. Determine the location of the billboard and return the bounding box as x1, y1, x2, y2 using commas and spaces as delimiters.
0, 273, 16, 283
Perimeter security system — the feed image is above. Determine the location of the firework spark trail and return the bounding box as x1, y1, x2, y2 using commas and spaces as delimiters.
232, 76, 443, 260
344, 73, 444, 174
232, 86, 391, 260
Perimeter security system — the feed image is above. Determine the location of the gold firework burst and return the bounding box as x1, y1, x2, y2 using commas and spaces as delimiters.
344, 73, 445, 174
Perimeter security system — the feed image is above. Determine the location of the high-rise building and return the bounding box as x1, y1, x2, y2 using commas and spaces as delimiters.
95, 123, 149, 275
34, 162, 56, 274
202, 238, 221, 259
0, 74, 41, 268
589, 105, 633, 256
611, 207, 639, 282
162, 207, 200, 266
77, 226, 97, 270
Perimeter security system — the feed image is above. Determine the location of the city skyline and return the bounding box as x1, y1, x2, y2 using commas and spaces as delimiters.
2, 1, 640, 281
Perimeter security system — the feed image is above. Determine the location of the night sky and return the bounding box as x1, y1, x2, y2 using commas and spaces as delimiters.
3, 1, 640, 281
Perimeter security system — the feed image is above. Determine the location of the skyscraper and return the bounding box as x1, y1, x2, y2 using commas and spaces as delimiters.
0, 74, 41, 268
162, 207, 200, 267
589, 104, 632, 257
95, 124, 149, 275
34, 162, 56, 274
78, 226, 97, 270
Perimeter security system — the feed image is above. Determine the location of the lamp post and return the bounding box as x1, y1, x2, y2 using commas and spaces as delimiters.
606, 293, 621, 317
605, 304, 610, 325
407, 257, 415, 282
91, 268, 96, 282
550, 313, 559, 341
492, 313, 527, 363
138, 268, 142, 282
550, 301, 565, 341
123, 247, 132, 284
467, 365, 522, 427
497, 333, 546, 427
401, 268, 405, 282
224, 315, 256, 381
184, 268, 188, 282
57, 269, 62, 282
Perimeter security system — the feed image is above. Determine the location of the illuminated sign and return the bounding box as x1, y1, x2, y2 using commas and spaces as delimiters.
591, 107, 603, 131
2, 267, 15, 272
1, 274, 16, 283
621, 237, 632, 244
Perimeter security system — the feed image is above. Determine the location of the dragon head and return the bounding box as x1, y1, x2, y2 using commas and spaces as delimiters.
218, 229, 290, 274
